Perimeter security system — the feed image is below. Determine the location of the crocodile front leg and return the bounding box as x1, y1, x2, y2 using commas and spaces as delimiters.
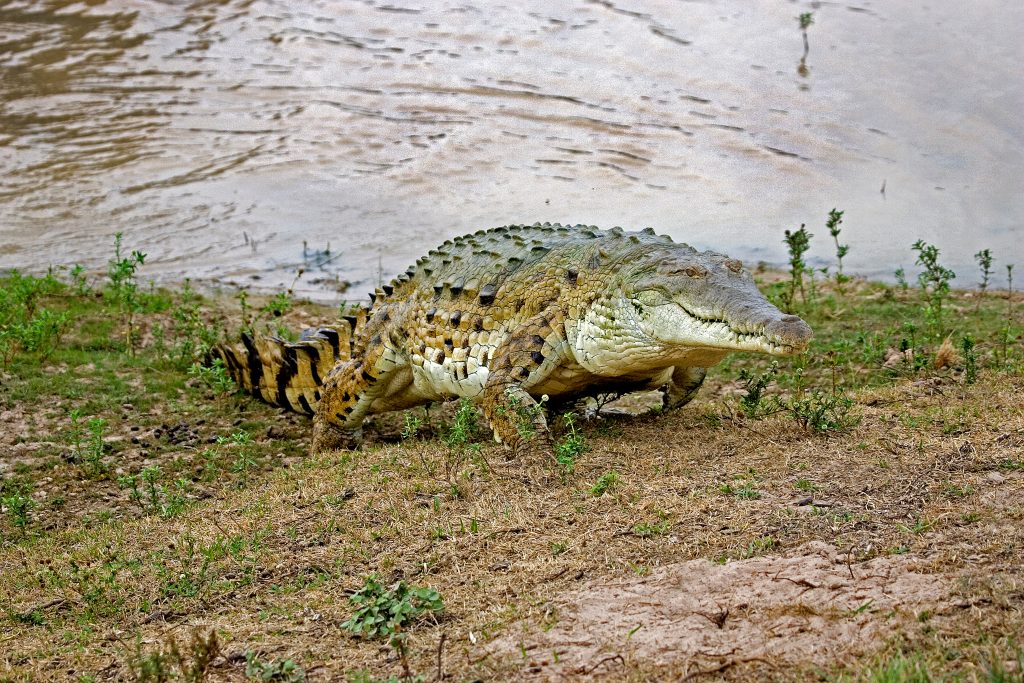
479, 311, 567, 459
480, 382, 552, 459
662, 366, 707, 410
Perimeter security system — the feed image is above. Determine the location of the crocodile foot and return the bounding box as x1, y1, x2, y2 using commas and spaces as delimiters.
310, 420, 362, 455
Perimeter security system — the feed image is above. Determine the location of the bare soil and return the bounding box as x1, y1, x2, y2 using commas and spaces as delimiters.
492, 541, 949, 680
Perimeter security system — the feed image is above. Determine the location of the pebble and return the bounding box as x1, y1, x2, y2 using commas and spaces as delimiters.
985, 471, 1006, 484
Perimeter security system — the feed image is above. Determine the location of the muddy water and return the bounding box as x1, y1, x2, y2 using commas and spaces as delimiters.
1, 0, 1021, 299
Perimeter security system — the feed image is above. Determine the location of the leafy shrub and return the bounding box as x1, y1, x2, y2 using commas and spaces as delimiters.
171, 280, 221, 363
555, 413, 587, 475
0, 270, 70, 368
738, 361, 781, 418
341, 575, 444, 639
1, 490, 34, 532
445, 398, 480, 448
827, 208, 849, 290
188, 359, 235, 395
129, 629, 221, 683
105, 232, 148, 353
789, 390, 860, 433
244, 651, 305, 682
911, 239, 955, 339
782, 225, 813, 312
960, 335, 978, 384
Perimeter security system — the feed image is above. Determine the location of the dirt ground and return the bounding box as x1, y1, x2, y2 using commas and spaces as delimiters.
2, 284, 1023, 682
492, 541, 949, 679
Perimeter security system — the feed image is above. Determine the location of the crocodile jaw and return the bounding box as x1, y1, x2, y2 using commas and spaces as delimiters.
649, 302, 812, 356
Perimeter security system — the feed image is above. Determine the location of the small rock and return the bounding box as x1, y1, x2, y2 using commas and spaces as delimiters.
985, 471, 1006, 484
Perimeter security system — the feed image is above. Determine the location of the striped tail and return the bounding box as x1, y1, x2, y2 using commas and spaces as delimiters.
210, 325, 351, 415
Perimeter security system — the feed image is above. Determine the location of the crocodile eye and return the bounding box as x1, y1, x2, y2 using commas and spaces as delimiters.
664, 266, 707, 278
724, 259, 743, 273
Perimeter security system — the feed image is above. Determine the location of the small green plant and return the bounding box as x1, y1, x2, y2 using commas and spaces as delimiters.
960, 334, 978, 384
633, 516, 670, 537
400, 412, 422, 440
0, 270, 70, 368
128, 630, 220, 683
826, 208, 849, 291
894, 267, 908, 291
741, 535, 776, 558
215, 431, 258, 479
898, 517, 933, 535
975, 248, 994, 298
782, 225, 813, 312
720, 480, 761, 500
445, 398, 480, 448
140, 465, 162, 510
171, 280, 221, 363
73, 416, 109, 478
590, 471, 620, 497
789, 390, 859, 433
897, 321, 929, 371
795, 478, 818, 492
188, 359, 236, 395
125, 469, 190, 519
911, 239, 956, 339
2, 490, 34, 532
261, 291, 293, 319
797, 12, 813, 75
1000, 264, 1017, 367
738, 361, 781, 418
554, 413, 587, 475
498, 391, 548, 442
118, 473, 144, 509
69, 263, 91, 295
106, 232, 148, 354
341, 574, 444, 639
244, 651, 306, 682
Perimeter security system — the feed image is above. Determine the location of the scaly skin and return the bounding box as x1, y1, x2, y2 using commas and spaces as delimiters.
296, 223, 812, 458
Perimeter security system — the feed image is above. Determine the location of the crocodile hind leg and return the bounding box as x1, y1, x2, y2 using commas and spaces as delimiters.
311, 342, 410, 454
662, 366, 708, 410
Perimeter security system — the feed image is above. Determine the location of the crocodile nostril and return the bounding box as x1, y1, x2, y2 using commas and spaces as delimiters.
781, 315, 802, 323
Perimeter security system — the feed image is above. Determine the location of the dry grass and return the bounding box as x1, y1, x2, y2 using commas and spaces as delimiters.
1, 272, 1023, 682
2, 369, 1022, 681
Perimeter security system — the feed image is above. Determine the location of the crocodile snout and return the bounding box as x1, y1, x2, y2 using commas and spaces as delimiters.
765, 314, 813, 351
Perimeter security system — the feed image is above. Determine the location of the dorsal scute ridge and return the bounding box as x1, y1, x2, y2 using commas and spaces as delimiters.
389, 223, 695, 314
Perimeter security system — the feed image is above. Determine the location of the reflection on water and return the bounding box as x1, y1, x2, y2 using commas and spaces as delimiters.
1, 0, 1021, 297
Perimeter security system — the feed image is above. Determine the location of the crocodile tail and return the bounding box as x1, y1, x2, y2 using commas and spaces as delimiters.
210, 325, 351, 416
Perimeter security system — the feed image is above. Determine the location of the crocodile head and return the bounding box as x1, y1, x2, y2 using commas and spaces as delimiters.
625, 247, 812, 363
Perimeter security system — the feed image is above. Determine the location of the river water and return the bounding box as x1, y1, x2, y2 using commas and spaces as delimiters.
1, 0, 1021, 299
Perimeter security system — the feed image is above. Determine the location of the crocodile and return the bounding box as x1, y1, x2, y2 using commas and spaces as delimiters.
211, 223, 812, 457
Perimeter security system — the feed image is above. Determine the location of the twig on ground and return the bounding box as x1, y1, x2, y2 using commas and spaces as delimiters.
581, 653, 625, 675
435, 632, 447, 681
